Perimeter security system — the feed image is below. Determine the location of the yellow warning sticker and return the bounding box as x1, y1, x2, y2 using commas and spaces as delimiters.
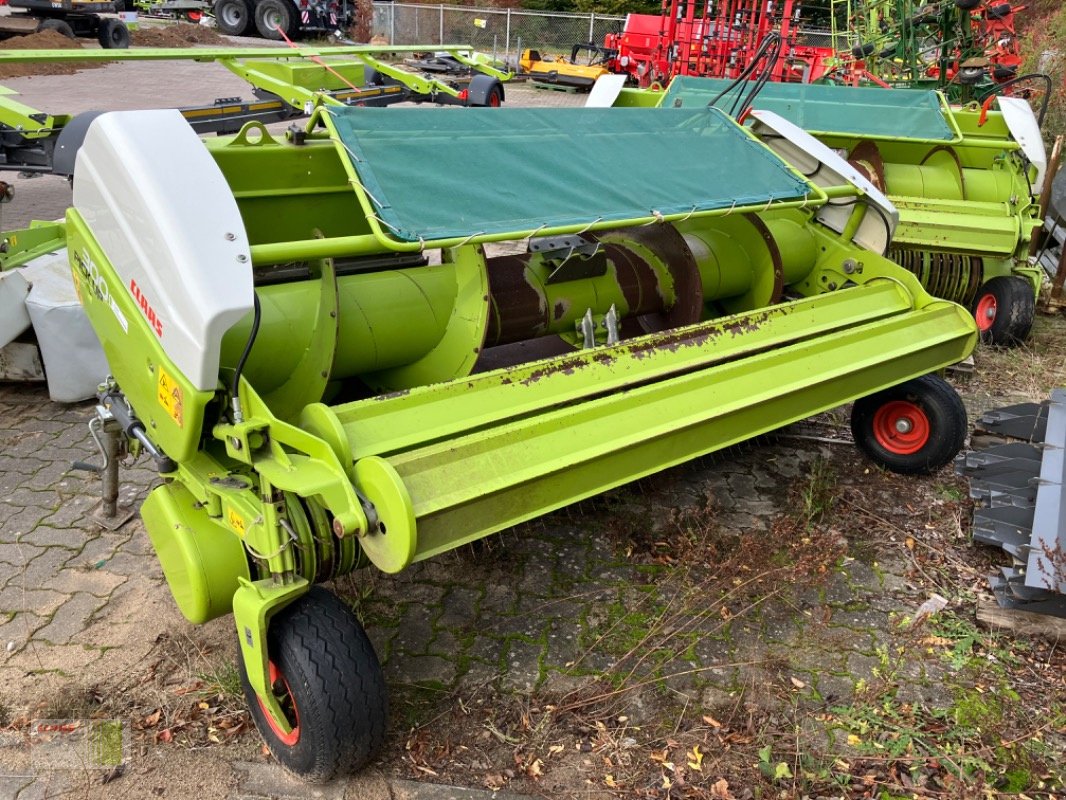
157, 366, 184, 428
227, 508, 246, 536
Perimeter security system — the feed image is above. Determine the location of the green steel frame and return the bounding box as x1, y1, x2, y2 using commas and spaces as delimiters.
0, 44, 511, 176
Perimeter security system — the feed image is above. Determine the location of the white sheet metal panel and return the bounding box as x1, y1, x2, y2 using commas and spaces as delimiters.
1027, 388, 1066, 594
998, 96, 1047, 194
585, 75, 627, 108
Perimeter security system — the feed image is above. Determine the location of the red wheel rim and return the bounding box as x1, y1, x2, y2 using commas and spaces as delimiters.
488, 93, 501, 108
975, 293, 997, 332
187, 10, 203, 21
872, 400, 931, 455
257, 660, 300, 746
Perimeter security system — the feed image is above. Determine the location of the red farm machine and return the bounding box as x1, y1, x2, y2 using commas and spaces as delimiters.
597, 0, 1032, 94
602, 0, 835, 88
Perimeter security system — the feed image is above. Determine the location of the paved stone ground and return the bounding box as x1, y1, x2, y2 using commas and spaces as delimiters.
0, 43, 1061, 800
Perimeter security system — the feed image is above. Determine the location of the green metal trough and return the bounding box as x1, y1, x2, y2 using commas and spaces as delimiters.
608, 78, 1046, 345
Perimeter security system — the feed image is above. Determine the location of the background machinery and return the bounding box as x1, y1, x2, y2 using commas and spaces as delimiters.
829, 0, 1029, 93
0, 44, 509, 178
212, 0, 348, 40
606, 75, 1046, 345
0, 0, 130, 48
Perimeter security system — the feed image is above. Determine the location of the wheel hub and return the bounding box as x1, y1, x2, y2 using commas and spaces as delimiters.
872, 400, 931, 456
258, 660, 300, 746
975, 293, 997, 332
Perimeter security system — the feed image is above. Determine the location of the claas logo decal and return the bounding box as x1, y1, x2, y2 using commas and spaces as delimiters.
129, 279, 164, 338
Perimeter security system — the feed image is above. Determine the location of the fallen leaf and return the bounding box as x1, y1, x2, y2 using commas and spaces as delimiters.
703, 714, 722, 728
790, 677, 806, 689
905, 536, 916, 550
711, 777, 734, 799
604, 774, 617, 788
687, 744, 703, 771
548, 744, 564, 757
921, 636, 952, 647
143, 709, 161, 728
526, 759, 543, 779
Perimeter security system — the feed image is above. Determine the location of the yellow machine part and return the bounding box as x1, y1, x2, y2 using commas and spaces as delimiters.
519, 49, 609, 87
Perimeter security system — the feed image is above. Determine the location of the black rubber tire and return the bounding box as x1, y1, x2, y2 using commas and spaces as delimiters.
37, 19, 76, 39
239, 587, 387, 781
851, 375, 968, 476
214, 0, 253, 36
970, 275, 1035, 346
254, 0, 297, 40
98, 18, 130, 49
955, 0, 982, 9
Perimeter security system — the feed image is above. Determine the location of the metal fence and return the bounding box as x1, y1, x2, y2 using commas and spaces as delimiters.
371, 3, 626, 61
370, 5, 843, 61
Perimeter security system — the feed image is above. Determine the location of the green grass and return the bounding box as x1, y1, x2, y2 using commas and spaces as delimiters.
799, 456, 837, 529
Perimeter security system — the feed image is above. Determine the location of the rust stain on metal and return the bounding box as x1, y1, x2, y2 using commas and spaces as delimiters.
519, 358, 587, 386
486, 254, 548, 346
371, 387, 412, 401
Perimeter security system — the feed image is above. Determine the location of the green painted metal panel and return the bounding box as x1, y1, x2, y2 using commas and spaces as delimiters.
333, 280, 916, 459
142, 482, 250, 624
891, 198, 1020, 255
326, 106, 812, 243
347, 287, 974, 563
657, 77, 958, 142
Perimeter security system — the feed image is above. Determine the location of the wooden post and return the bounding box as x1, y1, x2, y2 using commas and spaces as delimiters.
1030, 134, 1064, 259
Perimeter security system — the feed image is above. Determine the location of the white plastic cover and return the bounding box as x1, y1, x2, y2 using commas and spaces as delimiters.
0, 268, 31, 348
73, 110, 253, 391
749, 109, 899, 255
998, 96, 1048, 194
23, 251, 109, 402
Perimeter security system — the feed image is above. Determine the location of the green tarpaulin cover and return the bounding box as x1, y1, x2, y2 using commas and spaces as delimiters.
328, 106, 811, 243
660, 77, 956, 142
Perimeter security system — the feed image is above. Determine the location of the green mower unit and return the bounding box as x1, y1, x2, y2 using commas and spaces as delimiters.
608, 78, 1045, 346
69, 105, 976, 779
